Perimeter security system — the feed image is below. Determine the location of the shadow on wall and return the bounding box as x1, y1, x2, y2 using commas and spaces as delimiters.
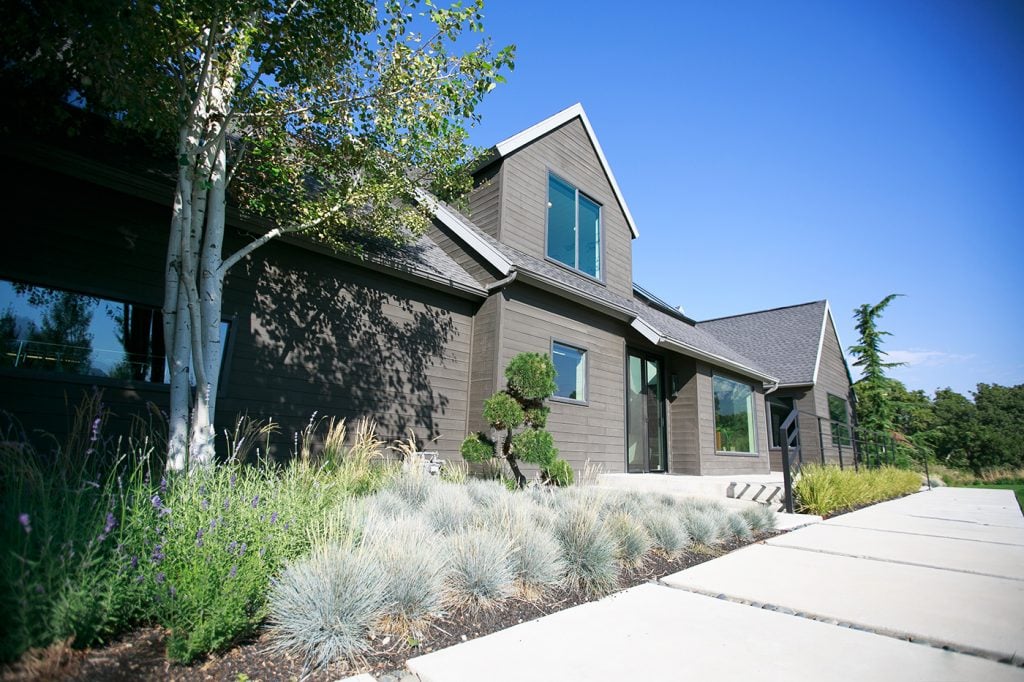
244, 256, 458, 456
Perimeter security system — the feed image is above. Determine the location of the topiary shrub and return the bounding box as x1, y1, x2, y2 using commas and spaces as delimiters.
460, 352, 573, 488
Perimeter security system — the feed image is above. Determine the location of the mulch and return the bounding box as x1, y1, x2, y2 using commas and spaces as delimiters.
3, 531, 783, 682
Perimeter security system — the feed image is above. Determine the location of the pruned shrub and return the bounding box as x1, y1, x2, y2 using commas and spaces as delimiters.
554, 504, 619, 596
446, 528, 515, 609
267, 544, 388, 670
541, 458, 574, 487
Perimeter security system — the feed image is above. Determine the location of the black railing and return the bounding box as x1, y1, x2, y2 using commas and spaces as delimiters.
778, 408, 932, 514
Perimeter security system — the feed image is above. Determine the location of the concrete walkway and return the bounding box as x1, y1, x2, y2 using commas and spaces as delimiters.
406, 488, 1024, 681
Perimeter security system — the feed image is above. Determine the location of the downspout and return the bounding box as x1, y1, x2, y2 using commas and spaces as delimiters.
764, 380, 780, 395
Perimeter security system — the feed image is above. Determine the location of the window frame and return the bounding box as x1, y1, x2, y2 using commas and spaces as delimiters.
550, 338, 589, 405
712, 372, 759, 456
544, 171, 605, 283
827, 393, 852, 447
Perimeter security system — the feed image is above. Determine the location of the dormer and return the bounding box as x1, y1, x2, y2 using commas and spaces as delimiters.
468, 104, 638, 300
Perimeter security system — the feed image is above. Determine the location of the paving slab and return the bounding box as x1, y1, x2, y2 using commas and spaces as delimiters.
767, 523, 1024, 580
661, 543, 1024, 661
835, 488, 1024, 528
406, 584, 1024, 682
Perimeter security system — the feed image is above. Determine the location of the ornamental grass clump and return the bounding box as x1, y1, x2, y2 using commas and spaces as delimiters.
642, 508, 691, 559
267, 543, 388, 671
492, 503, 565, 598
739, 504, 777, 532
363, 517, 447, 629
465, 478, 509, 509
606, 511, 653, 569
684, 509, 724, 547
554, 503, 619, 596
445, 527, 515, 610
726, 512, 753, 540
385, 470, 436, 509
421, 483, 476, 535
794, 465, 922, 516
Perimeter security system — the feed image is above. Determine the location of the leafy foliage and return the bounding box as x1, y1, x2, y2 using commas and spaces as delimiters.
505, 352, 558, 400
794, 465, 922, 516
848, 294, 904, 434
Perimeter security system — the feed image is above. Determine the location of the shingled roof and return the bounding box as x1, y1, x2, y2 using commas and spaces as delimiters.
697, 301, 830, 386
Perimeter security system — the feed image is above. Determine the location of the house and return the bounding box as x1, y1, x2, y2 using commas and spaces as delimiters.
0, 103, 853, 477
698, 301, 858, 470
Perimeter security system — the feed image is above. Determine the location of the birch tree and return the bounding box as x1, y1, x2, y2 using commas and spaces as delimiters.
2, 0, 513, 469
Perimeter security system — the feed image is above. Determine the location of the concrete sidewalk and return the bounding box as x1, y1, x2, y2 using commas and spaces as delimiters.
406, 488, 1024, 681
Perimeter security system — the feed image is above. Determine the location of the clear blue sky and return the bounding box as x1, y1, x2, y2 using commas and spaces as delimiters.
464, 0, 1024, 398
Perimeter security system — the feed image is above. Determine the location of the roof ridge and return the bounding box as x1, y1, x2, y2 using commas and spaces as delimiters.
699, 299, 827, 324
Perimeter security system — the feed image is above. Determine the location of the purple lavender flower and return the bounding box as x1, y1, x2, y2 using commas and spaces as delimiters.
223, 498, 230, 511
151, 544, 165, 564
97, 512, 117, 542
201, 498, 209, 511
155, 572, 165, 584
251, 495, 259, 509
229, 565, 237, 578
195, 528, 204, 548
229, 473, 236, 488
160, 477, 167, 494
150, 494, 163, 510
270, 511, 278, 525
168, 585, 176, 598
199, 484, 207, 496
130, 555, 139, 570
18, 513, 31, 534
90, 416, 101, 442
209, 517, 217, 531
239, 542, 247, 557
228, 540, 238, 554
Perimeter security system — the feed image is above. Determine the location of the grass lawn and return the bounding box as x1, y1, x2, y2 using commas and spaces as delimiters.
957, 483, 1024, 512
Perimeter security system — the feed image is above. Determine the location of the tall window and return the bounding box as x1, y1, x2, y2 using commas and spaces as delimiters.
828, 394, 851, 447
713, 375, 756, 453
768, 396, 795, 448
0, 279, 228, 385
547, 173, 601, 278
551, 341, 586, 401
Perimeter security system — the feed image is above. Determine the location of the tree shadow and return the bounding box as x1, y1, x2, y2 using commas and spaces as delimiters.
239, 245, 462, 459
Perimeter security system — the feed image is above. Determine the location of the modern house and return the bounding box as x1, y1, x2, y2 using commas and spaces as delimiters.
0, 103, 855, 477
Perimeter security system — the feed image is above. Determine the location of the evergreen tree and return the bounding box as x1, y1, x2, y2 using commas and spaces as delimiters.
848, 294, 904, 434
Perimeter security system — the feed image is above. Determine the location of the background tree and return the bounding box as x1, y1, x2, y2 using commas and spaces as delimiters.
848, 294, 905, 434
460, 352, 573, 488
1, 0, 514, 469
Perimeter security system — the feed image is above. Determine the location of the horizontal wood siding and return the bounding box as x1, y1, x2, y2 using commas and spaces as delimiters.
426, 220, 498, 286
467, 162, 502, 239
466, 293, 500, 436
813, 314, 857, 466
668, 356, 700, 475
0, 164, 474, 458
499, 284, 626, 473
498, 119, 634, 299
697, 363, 771, 476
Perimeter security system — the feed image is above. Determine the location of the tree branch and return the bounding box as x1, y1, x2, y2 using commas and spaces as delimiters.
218, 203, 345, 275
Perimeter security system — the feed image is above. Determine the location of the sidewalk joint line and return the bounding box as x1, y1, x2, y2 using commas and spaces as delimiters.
824, 522, 1024, 547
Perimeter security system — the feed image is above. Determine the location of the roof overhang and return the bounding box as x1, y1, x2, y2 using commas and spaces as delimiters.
415, 189, 513, 276
629, 319, 779, 384
490, 103, 640, 239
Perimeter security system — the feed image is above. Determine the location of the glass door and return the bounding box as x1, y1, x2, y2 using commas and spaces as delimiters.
626, 350, 667, 473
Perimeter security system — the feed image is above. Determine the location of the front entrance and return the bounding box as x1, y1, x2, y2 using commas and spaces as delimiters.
626, 350, 667, 473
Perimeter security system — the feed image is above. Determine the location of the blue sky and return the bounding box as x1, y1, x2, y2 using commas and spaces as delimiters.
463, 0, 1024, 398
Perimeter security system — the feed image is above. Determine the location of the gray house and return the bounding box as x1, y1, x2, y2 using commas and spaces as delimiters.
0, 103, 853, 478
699, 301, 857, 470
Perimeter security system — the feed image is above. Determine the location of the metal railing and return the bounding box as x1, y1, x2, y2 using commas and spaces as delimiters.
778, 408, 931, 514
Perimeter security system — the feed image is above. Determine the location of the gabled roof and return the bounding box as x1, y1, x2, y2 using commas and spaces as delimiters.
697, 301, 835, 386
428, 198, 777, 383
487, 103, 640, 239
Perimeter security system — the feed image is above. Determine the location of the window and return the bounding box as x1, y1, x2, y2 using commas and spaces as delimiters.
768, 396, 795, 448
713, 375, 756, 453
551, 341, 586, 401
828, 394, 851, 447
547, 173, 601, 278
0, 279, 228, 385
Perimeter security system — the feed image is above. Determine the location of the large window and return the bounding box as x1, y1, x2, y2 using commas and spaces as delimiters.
713, 375, 756, 454
547, 173, 602, 279
0, 280, 228, 385
768, 396, 795, 448
551, 341, 587, 402
828, 393, 851, 447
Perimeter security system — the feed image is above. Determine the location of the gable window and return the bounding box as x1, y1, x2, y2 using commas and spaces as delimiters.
551, 341, 587, 402
768, 396, 795, 448
828, 394, 851, 447
547, 173, 602, 279
0, 279, 229, 386
713, 374, 756, 454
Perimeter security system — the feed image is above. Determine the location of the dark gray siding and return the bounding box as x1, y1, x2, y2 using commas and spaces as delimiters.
812, 313, 856, 466
466, 292, 501, 436
667, 355, 700, 475
467, 162, 502, 240
0, 164, 474, 458
496, 119, 634, 300
426, 220, 499, 287
497, 284, 627, 473
697, 364, 771, 476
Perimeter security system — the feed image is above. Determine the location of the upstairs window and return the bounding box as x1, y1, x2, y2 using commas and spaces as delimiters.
547, 173, 602, 279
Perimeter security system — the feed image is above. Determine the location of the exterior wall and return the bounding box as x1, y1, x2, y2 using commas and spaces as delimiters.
466, 292, 501, 436
467, 162, 502, 240
492, 119, 634, 300
697, 363, 771, 476
667, 355, 700, 475
426, 220, 500, 287
495, 283, 627, 473
0, 163, 474, 458
766, 387, 814, 471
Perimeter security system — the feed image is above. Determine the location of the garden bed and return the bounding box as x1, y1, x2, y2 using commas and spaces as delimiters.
23, 531, 782, 681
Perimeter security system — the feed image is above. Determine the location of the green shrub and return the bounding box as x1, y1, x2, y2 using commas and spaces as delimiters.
542, 458, 574, 487
504, 352, 557, 400
794, 465, 922, 516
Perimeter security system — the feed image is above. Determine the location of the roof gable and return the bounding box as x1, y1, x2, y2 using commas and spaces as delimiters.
698, 301, 829, 386
489, 103, 639, 239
